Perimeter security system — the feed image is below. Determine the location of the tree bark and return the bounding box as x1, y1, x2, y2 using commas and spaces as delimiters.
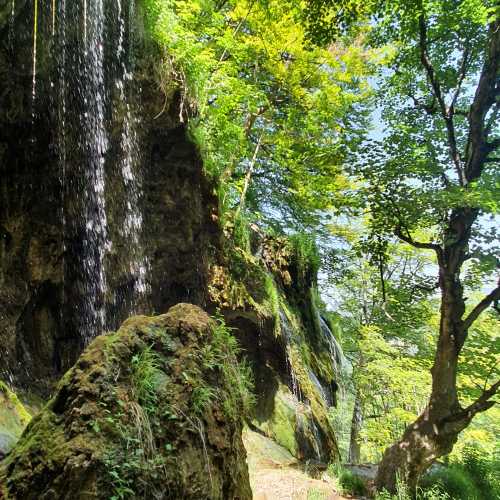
349, 394, 362, 463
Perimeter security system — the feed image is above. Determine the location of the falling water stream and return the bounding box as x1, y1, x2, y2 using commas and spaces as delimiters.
32, 0, 38, 111
116, 0, 150, 308
80, 0, 110, 342
46, 0, 149, 345
319, 316, 351, 380
9, 0, 15, 47
279, 309, 303, 401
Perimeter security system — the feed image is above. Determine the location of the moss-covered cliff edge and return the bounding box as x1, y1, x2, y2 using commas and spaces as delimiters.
209, 227, 344, 463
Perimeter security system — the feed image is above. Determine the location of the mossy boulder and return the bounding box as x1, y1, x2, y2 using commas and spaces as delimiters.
0, 303, 252, 500
0, 382, 31, 459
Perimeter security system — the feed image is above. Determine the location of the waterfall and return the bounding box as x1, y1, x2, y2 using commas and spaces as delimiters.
296, 411, 323, 461
57, 0, 67, 341
319, 316, 351, 380
115, 0, 150, 309
52, 0, 56, 36
308, 369, 328, 404
9, 0, 15, 48
80, 0, 110, 342
52, 0, 148, 344
32, 0, 38, 109
310, 421, 323, 461
279, 309, 302, 401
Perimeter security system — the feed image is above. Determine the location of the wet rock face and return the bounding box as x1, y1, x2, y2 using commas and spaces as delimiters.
1, 304, 251, 500
0, 2, 218, 394
215, 242, 341, 464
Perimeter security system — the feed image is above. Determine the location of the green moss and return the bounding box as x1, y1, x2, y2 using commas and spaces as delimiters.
2, 305, 253, 500
0, 382, 31, 424
288, 233, 320, 286
256, 385, 298, 456
264, 274, 281, 333
0, 381, 32, 456
233, 212, 252, 253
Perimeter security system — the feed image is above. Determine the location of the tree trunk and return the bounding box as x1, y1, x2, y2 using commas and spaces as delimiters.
375, 210, 475, 493
374, 16, 500, 495
348, 394, 362, 463
374, 407, 466, 493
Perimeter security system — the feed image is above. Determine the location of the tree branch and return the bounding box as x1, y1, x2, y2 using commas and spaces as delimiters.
418, 12, 466, 185
484, 157, 500, 164
464, 19, 500, 182
462, 284, 500, 331
441, 379, 500, 432
449, 47, 470, 116
418, 15, 447, 116
408, 93, 437, 115
485, 100, 500, 136
395, 225, 441, 253
459, 380, 500, 421
486, 137, 500, 153
235, 133, 263, 217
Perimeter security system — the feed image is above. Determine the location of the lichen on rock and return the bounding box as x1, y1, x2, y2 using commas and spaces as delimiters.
0, 303, 252, 500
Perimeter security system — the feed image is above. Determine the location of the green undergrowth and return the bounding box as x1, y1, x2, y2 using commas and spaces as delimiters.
327, 463, 366, 497
376, 480, 451, 500
130, 346, 164, 412
419, 446, 500, 500
374, 446, 500, 500
202, 317, 256, 420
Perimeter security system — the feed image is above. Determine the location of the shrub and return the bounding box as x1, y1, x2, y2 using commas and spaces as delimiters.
421, 464, 481, 500
328, 463, 366, 496
461, 445, 500, 500
376, 477, 451, 500
420, 446, 500, 500
339, 469, 366, 496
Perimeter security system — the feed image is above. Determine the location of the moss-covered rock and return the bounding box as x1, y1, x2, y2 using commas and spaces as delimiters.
254, 383, 338, 463
0, 304, 252, 500
209, 230, 341, 464
255, 384, 300, 457
0, 382, 31, 459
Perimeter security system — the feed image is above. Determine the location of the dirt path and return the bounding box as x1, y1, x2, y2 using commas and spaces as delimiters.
243, 428, 348, 500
